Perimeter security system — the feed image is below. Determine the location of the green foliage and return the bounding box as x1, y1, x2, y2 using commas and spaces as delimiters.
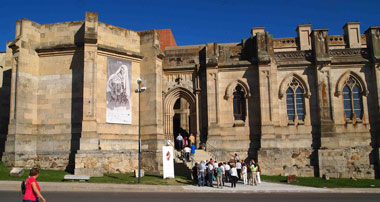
261, 175, 380, 188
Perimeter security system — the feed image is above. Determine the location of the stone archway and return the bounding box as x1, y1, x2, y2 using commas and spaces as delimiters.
163, 87, 196, 144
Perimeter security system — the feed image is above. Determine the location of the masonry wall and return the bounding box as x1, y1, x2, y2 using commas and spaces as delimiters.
0, 50, 12, 161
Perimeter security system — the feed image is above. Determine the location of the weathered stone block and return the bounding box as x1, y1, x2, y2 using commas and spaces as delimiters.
10, 167, 24, 177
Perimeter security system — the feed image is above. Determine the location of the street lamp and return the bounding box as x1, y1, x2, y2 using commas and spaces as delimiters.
135, 78, 146, 184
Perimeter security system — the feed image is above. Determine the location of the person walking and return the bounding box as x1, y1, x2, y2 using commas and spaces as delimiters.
207, 162, 214, 187
236, 160, 242, 180
242, 162, 248, 184
216, 163, 224, 188
224, 162, 231, 183
256, 162, 262, 184
234, 153, 240, 164
176, 134, 183, 151
249, 161, 258, 186
230, 164, 238, 188
184, 146, 191, 162
182, 136, 188, 148
197, 161, 206, 186
189, 133, 195, 146
190, 143, 196, 161
23, 167, 46, 202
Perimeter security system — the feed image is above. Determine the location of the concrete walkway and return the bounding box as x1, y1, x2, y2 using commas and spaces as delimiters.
1, 180, 379, 193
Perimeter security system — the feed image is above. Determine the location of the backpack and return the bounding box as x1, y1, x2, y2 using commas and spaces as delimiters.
21, 180, 26, 195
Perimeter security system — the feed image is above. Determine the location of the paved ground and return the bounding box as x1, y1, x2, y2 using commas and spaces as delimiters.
1, 180, 379, 193
2, 191, 380, 202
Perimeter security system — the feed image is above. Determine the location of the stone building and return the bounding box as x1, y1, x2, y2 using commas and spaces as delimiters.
0, 12, 379, 178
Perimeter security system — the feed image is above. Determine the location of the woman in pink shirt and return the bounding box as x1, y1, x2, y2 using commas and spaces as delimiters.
23, 167, 46, 202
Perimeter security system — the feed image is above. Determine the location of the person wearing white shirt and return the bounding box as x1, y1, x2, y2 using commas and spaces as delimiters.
207, 163, 214, 187
224, 162, 231, 182
184, 146, 191, 162
242, 163, 248, 184
229, 164, 238, 188
213, 161, 218, 169
236, 160, 242, 180
176, 134, 183, 151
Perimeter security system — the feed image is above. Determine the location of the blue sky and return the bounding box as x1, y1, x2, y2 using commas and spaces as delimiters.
0, 0, 379, 52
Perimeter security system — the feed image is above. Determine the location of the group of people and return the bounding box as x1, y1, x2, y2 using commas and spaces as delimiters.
192, 154, 261, 189
176, 131, 197, 162
175, 130, 195, 151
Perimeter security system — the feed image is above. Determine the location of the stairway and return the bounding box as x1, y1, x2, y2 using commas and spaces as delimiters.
179, 149, 214, 170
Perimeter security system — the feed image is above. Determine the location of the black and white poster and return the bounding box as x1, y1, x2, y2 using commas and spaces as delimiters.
106, 57, 132, 124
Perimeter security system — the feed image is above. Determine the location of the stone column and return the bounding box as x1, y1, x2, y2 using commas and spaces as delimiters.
204, 43, 221, 149
296, 24, 312, 50
139, 30, 165, 174
255, 31, 275, 128
3, 18, 40, 167
75, 12, 101, 176
365, 26, 380, 177
343, 22, 361, 48
79, 12, 99, 151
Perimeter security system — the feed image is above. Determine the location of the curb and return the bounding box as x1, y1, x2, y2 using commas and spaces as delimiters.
1, 181, 380, 194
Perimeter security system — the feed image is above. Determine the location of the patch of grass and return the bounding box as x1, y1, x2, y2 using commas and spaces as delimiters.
261, 175, 380, 188
89, 173, 191, 185
0, 162, 191, 185
0, 162, 70, 182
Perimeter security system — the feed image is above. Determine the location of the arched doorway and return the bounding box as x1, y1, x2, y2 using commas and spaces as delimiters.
163, 87, 196, 146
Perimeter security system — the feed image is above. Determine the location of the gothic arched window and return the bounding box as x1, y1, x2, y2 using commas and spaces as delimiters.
233, 85, 246, 121
286, 78, 305, 122
343, 76, 363, 120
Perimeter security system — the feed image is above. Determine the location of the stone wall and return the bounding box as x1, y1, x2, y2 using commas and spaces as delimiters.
75, 150, 138, 176
258, 148, 315, 177
319, 146, 374, 179
0, 50, 12, 161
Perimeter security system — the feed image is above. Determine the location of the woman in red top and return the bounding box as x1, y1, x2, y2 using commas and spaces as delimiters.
23, 167, 46, 202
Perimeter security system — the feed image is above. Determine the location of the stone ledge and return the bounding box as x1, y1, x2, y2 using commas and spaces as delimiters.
64, 174, 90, 181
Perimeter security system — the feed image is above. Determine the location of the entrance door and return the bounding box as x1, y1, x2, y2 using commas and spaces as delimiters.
163, 87, 197, 146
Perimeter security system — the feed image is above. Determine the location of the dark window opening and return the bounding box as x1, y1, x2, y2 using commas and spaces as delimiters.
233, 85, 246, 121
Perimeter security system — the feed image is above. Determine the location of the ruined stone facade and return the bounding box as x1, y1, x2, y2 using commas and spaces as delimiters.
0, 13, 379, 178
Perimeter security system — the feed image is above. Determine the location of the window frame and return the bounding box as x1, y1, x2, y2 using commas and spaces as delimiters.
342, 76, 363, 123
285, 78, 306, 125
233, 85, 247, 122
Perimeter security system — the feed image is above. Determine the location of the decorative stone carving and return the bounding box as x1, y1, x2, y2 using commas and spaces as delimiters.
278, 73, 310, 99
334, 71, 369, 97
311, 29, 331, 64
163, 73, 193, 94
255, 32, 273, 64
330, 48, 369, 58
365, 27, 380, 62
224, 79, 251, 100
274, 50, 313, 61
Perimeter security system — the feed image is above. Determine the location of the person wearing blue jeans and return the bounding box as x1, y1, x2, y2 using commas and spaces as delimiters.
198, 171, 205, 186
207, 163, 214, 187
197, 161, 206, 186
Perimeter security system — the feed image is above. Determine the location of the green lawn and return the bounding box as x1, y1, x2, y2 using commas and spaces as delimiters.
0, 162, 191, 185
2, 162, 379, 187
261, 175, 380, 188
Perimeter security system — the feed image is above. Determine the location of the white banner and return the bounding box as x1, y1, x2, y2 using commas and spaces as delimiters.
162, 146, 175, 179
106, 57, 132, 124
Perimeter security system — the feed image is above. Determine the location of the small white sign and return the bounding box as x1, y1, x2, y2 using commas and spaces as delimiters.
162, 146, 175, 179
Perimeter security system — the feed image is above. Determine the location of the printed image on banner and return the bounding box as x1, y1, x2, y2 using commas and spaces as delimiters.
106, 57, 132, 124
162, 146, 175, 179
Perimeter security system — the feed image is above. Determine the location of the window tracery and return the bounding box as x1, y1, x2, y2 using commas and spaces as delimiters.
286, 78, 305, 122
343, 76, 363, 121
